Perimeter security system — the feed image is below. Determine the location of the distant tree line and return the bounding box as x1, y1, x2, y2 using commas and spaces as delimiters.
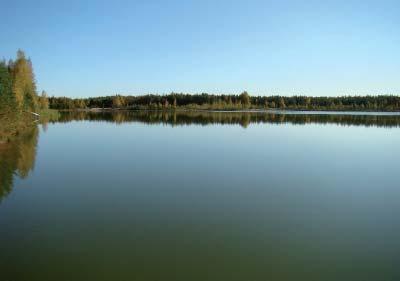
0, 50, 49, 114
49, 91, 400, 111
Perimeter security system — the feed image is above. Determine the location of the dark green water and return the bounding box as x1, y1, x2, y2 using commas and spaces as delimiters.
1, 111, 400, 281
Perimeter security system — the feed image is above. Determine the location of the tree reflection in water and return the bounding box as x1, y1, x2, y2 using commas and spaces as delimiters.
57, 110, 400, 128
0, 113, 39, 201
1, 110, 400, 201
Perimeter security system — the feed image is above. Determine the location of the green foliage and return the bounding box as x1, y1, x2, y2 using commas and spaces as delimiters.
239, 91, 251, 108
49, 93, 400, 112
112, 95, 124, 108
279, 97, 286, 109
0, 50, 47, 114
0, 60, 15, 113
12, 50, 38, 111
39, 90, 49, 110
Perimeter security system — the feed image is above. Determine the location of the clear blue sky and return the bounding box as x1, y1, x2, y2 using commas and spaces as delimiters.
1, 0, 399, 98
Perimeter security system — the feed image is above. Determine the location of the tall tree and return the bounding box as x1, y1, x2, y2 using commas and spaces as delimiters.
112, 95, 123, 108
239, 91, 251, 108
39, 90, 49, 110
12, 50, 38, 111
279, 97, 286, 109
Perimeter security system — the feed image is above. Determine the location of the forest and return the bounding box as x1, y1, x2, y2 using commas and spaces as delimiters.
49, 92, 400, 112
1, 50, 399, 113
0, 50, 49, 115
0, 50, 58, 145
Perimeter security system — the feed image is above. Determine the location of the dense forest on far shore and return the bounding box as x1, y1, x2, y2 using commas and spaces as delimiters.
49, 92, 400, 112
2, 50, 399, 113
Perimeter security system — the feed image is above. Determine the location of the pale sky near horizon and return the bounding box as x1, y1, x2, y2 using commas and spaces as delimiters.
1, 0, 399, 98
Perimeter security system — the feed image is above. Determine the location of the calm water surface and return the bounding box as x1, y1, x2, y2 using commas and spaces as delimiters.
1, 111, 400, 281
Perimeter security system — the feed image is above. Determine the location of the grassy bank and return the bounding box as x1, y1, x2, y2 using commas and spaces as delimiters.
37, 109, 60, 121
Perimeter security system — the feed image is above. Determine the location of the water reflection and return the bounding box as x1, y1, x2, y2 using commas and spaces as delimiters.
1, 109, 400, 201
58, 110, 400, 128
1, 110, 400, 280
0, 114, 39, 201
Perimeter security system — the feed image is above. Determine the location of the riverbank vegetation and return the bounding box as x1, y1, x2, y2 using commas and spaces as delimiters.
49, 92, 400, 112
0, 50, 57, 141
0, 50, 50, 114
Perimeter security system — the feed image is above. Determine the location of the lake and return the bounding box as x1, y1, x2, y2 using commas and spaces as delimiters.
1, 110, 400, 281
